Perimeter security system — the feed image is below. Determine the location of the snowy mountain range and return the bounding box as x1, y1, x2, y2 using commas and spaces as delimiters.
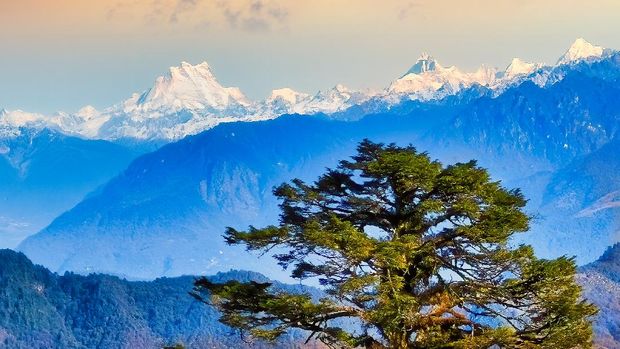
17, 46, 620, 279
1, 38, 614, 142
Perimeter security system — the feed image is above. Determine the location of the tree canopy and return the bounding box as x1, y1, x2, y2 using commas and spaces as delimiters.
193, 140, 596, 349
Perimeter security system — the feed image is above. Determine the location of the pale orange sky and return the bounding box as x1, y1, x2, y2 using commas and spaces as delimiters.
1, 0, 619, 112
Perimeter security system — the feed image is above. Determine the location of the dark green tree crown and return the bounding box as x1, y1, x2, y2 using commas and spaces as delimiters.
194, 140, 596, 349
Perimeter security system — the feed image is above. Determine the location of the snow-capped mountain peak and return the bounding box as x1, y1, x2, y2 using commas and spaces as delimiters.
0, 109, 49, 138
472, 65, 498, 85
557, 38, 605, 65
405, 52, 442, 75
504, 58, 540, 78
291, 84, 372, 115
125, 60, 251, 114
333, 83, 348, 92
259, 84, 373, 117
317, 84, 354, 99
0, 109, 44, 127
75, 105, 101, 120
3, 38, 618, 142
173, 61, 215, 80
388, 54, 497, 99
267, 88, 309, 105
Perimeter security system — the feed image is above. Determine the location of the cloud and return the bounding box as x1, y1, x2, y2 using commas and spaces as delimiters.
241, 16, 269, 31
105, 0, 141, 21
218, 0, 289, 32
221, 5, 241, 27
398, 1, 423, 20
104, 0, 203, 25
103, 0, 288, 31
169, 0, 200, 23
249, 0, 264, 13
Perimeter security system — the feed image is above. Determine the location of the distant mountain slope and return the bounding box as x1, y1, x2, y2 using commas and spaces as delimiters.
544, 138, 620, 213
437, 60, 620, 167
0, 249, 322, 349
0, 129, 138, 248
18, 113, 435, 280
428, 56, 620, 263
18, 53, 620, 279
532, 138, 620, 263
579, 244, 620, 349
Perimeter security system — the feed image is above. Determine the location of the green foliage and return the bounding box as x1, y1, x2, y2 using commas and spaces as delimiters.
194, 140, 598, 349
0, 249, 308, 349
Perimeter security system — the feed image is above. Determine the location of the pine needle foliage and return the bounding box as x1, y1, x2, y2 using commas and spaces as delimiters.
193, 140, 597, 349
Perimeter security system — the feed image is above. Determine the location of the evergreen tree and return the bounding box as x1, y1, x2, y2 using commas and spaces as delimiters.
193, 140, 597, 349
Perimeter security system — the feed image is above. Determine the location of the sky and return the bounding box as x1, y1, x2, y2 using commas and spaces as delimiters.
1, 0, 619, 113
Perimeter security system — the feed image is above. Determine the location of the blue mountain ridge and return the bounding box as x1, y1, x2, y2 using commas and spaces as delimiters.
0, 129, 140, 248
18, 114, 432, 280
16, 53, 620, 280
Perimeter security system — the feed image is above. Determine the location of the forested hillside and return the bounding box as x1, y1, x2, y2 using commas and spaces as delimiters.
0, 249, 320, 349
